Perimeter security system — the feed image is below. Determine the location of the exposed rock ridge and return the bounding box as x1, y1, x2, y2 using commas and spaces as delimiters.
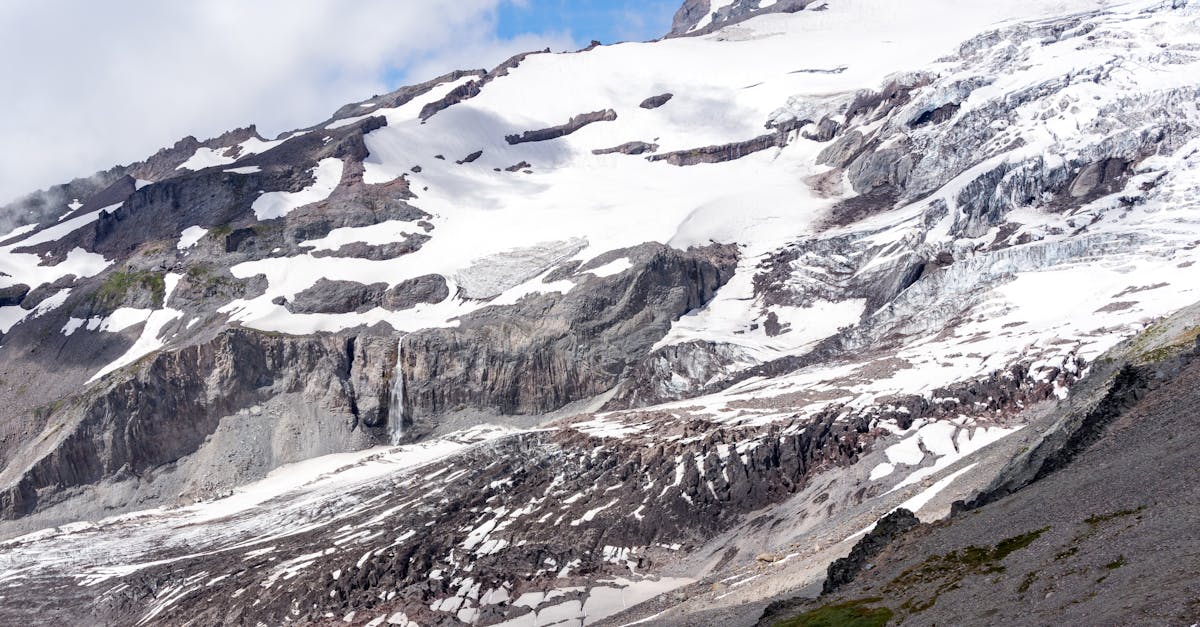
820, 508, 920, 595
505, 109, 618, 145
418, 49, 551, 122
646, 130, 788, 166
669, 0, 816, 37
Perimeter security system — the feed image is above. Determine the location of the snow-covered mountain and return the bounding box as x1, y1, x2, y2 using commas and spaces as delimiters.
0, 1, 1198, 625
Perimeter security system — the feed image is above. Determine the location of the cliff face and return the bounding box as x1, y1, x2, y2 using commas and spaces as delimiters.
0, 328, 397, 521
0, 0, 1198, 625
399, 243, 736, 424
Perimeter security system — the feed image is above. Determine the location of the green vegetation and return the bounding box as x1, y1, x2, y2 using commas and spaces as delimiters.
1055, 507, 1144, 566
31, 399, 64, 422
892, 527, 1050, 585
94, 269, 166, 309
1131, 323, 1200, 364
993, 527, 1050, 560
1085, 506, 1145, 527
886, 527, 1051, 614
774, 598, 894, 627
1055, 546, 1079, 560
1018, 570, 1039, 593
186, 263, 239, 296
1104, 556, 1126, 570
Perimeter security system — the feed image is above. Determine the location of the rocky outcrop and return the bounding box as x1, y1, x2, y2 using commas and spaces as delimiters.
669, 0, 814, 37
418, 50, 549, 122
640, 93, 673, 109
593, 141, 659, 156
0, 284, 29, 307
287, 279, 388, 314
823, 508, 920, 594
757, 318, 1200, 627
382, 274, 449, 310
309, 236, 429, 261
456, 150, 484, 165
0, 328, 396, 520
505, 109, 618, 145
399, 243, 737, 422
953, 345, 1177, 514
327, 69, 483, 124
126, 126, 262, 180
647, 131, 787, 166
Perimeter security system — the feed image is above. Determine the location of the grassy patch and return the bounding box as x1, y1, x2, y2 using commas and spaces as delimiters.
886, 527, 1050, 614
774, 598, 894, 627
1104, 556, 1126, 570
1134, 325, 1200, 363
1055, 546, 1079, 561
185, 263, 238, 295
1084, 507, 1145, 527
94, 269, 165, 309
993, 528, 1049, 560
1018, 570, 1039, 593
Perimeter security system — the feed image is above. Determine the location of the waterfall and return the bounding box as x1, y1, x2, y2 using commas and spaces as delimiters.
388, 340, 406, 444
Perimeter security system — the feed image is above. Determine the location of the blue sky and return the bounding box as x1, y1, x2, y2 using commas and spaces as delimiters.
496, 0, 678, 45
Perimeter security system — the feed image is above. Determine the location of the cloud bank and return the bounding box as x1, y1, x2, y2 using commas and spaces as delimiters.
0, 0, 575, 204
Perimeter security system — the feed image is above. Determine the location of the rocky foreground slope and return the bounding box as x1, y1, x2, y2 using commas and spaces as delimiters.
753, 304, 1200, 627
0, 0, 1198, 625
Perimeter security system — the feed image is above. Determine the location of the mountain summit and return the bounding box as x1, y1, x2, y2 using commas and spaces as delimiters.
0, 1, 1197, 625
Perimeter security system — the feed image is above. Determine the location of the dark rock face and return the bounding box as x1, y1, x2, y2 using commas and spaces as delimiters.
0, 329, 395, 520
669, 0, 814, 37
457, 150, 484, 164
418, 49, 549, 122
823, 508, 919, 594
670, 0, 711, 35
381, 274, 449, 311
327, 69, 482, 125
0, 284, 29, 307
419, 79, 484, 122
309, 236, 430, 262
505, 109, 618, 145
955, 356, 1161, 513
755, 508, 920, 625
287, 279, 388, 314
1065, 157, 1132, 202
399, 243, 737, 421
126, 126, 261, 180
647, 131, 787, 166
593, 141, 659, 156
640, 93, 673, 109
20, 283, 69, 311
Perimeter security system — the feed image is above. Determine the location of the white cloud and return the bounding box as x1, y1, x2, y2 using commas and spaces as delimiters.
0, 1, 576, 205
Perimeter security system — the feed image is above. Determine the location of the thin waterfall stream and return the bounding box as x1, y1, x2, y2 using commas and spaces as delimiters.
388, 339, 405, 444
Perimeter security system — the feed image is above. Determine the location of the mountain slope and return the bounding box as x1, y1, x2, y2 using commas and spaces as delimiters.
0, 1, 1197, 625
754, 305, 1200, 627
